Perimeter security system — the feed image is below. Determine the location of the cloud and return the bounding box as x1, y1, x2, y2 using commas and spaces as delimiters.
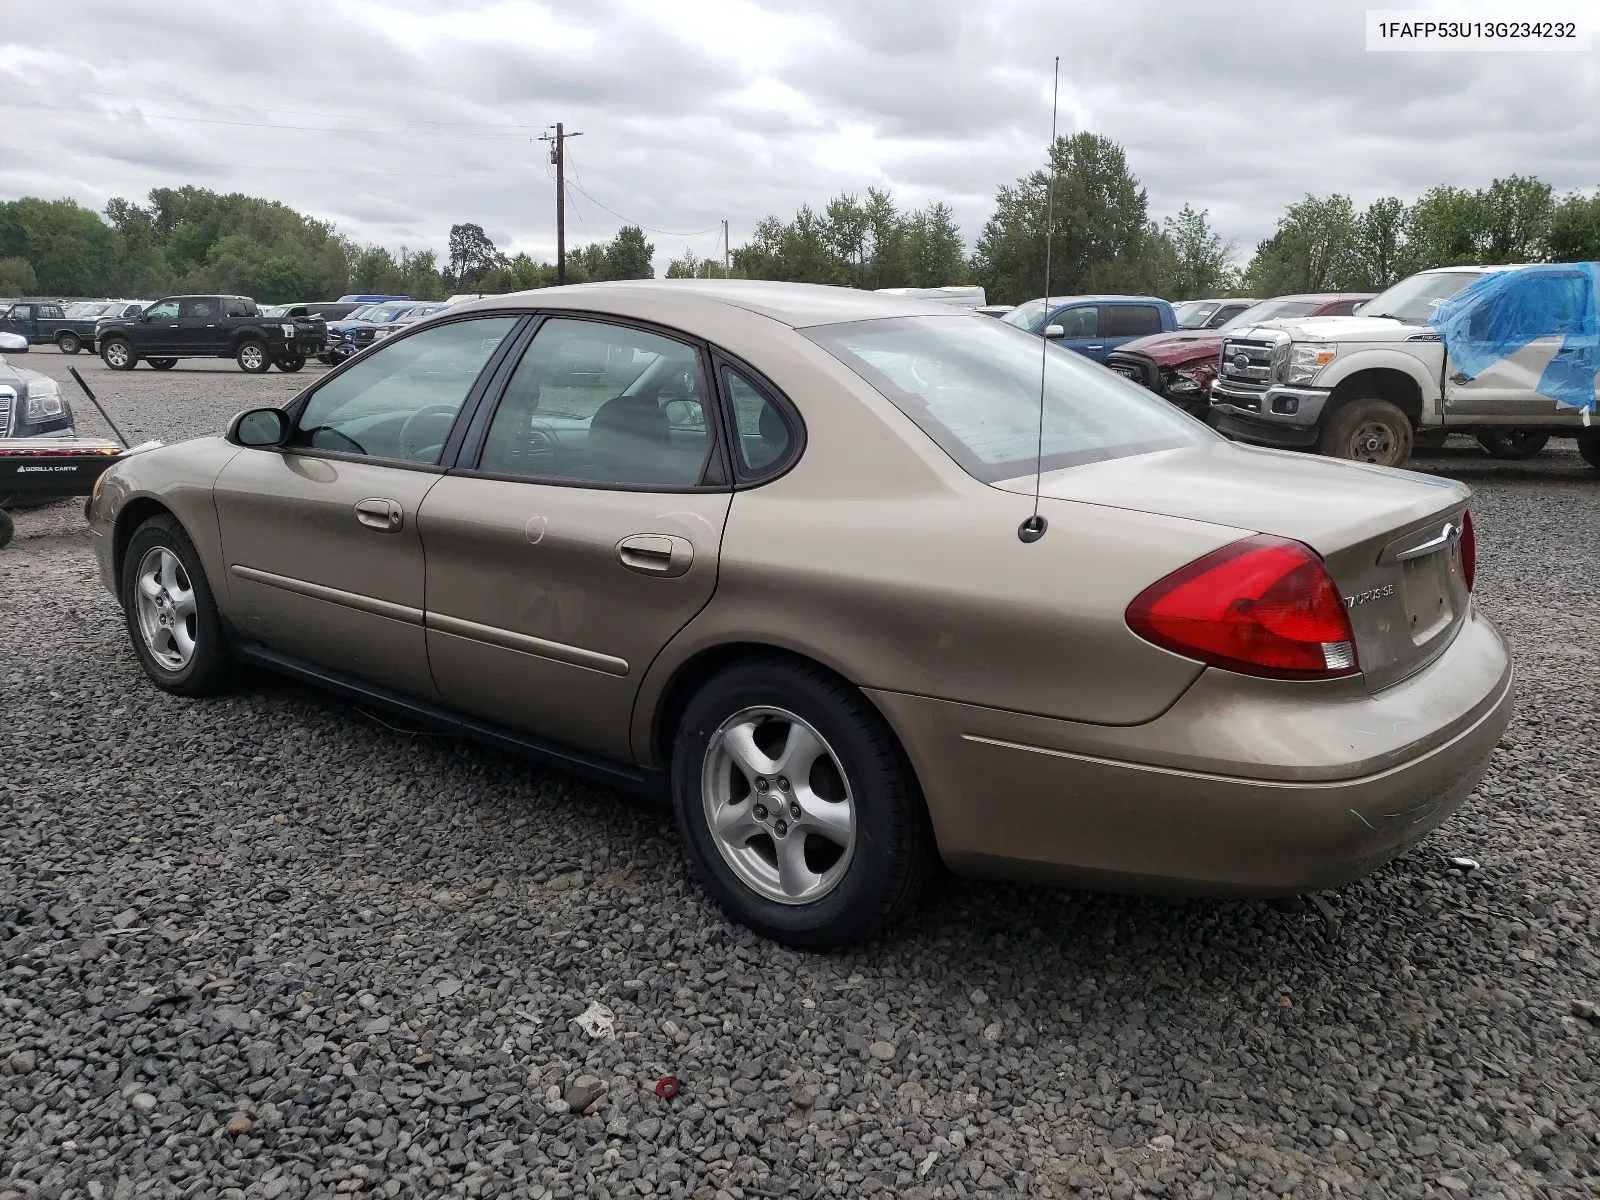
1, 0, 1595, 274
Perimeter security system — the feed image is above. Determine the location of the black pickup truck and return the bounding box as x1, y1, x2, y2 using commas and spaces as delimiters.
96, 295, 323, 373
0, 299, 73, 346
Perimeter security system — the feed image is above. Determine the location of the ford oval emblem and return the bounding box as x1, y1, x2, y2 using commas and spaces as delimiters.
1232, 353, 1250, 369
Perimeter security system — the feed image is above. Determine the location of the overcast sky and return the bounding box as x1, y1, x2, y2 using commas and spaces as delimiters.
3, 0, 1598, 273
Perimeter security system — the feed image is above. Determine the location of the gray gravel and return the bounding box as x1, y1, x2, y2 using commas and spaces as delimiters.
2, 349, 1597, 1199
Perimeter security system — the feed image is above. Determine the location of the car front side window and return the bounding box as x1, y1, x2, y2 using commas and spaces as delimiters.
291, 317, 518, 464
477, 318, 713, 488
1053, 306, 1098, 338
146, 301, 179, 320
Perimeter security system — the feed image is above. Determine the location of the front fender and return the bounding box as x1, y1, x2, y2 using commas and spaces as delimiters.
1316, 347, 1444, 420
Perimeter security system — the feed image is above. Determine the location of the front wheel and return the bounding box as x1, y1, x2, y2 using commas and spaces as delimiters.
275, 353, 306, 373
57, 332, 82, 354
1578, 429, 1600, 473
1475, 429, 1549, 460
235, 340, 270, 374
101, 338, 136, 371
120, 515, 237, 696
1318, 397, 1414, 468
148, 358, 177, 371
672, 656, 934, 948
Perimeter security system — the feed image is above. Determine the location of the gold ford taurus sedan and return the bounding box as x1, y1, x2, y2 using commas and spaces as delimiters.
88, 281, 1513, 947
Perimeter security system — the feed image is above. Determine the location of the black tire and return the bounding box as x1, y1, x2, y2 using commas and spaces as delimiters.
56, 332, 82, 355
275, 353, 306, 373
1578, 429, 1600, 473
1317, 397, 1414, 468
235, 340, 270, 374
101, 337, 136, 371
148, 358, 177, 371
0, 508, 12, 550
317, 353, 336, 365
119, 514, 237, 696
1475, 429, 1549, 460
671, 655, 934, 948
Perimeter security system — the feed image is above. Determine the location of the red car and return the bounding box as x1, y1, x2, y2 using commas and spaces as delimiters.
1105, 293, 1375, 416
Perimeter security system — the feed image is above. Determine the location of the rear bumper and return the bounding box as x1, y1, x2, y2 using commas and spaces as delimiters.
868, 608, 1513, 896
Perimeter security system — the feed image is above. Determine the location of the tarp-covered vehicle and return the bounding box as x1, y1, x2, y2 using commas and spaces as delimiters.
1210, 263, 1600, 470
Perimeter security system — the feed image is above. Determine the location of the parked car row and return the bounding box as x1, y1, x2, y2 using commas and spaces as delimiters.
0, 298, 150, 354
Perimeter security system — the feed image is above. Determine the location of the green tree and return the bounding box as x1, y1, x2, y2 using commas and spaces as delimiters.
1401, 186, 1483, 272
901, 202, 966, 287
1546, 191, 1600, 261
1157, 204, 1237, 300
1479, 175, 1553, 263
1351, 197, 1406, 290
1243, 194, 1359, 295
447, 223, 505, 289
602, 226, 655, 280
972, 133, 1154, 304
0, 257, 37, 294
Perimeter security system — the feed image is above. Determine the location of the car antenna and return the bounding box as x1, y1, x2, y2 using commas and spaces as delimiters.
1018, 55, 1059, 545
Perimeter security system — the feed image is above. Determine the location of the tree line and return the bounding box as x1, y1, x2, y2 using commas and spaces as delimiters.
3, 139, 1599, 305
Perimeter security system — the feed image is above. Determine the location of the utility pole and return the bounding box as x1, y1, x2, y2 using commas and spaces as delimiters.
723, 219, 731, 278
539, 123, 582, 284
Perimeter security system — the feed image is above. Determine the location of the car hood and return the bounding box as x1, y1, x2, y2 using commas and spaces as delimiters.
1006, 436, 1466, 555
1228, 315, 1414, 344
1111, 330, 1225, 367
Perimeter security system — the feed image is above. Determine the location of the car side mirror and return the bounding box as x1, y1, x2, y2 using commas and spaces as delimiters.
1042, 324, 1065, 339
227, 407, 291, 448
1350, 303, 1366, 316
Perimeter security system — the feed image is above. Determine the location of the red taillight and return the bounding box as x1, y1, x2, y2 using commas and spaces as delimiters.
1460, 509, 1476, 591
1127, 536, 1359, 680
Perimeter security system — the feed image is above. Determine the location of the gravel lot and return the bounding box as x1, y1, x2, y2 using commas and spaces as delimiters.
3, 348, 1597, 1200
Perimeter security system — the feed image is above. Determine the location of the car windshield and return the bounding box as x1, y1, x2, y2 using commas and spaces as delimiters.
345, 305, 380, 321
258, 305, 286, 318
805, 315, 1211, 484
67, 302, 111, 318
1000, 299, 1051, 330
1360, 272, 1484, 324
1221, 299, 1325, 329
364, 304, 412, 323
1173, 301, 1220, 329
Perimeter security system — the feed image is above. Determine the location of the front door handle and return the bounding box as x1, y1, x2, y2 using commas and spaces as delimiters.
617, 533, 693, 578
1086, 344, 1104, 350
355, 497, 403, 533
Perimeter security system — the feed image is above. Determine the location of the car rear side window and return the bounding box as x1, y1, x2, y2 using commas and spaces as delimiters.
179, 298, 216, 319
805, 315, 1209, 484
722, 367, 796, 479
292, 317, 517, 465
1102, 305, 1163, 337
477, 318, 713, 488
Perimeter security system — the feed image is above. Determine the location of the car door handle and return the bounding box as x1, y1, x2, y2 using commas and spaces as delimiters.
616, 534, 693, 578
354, 497, 403, 532
1086, 344, 1104, 350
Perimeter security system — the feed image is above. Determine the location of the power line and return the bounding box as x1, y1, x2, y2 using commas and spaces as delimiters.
562, 147, 718, 237
0, 99, 527, 139
0, 144, 524, 180
23, 86, 541, 129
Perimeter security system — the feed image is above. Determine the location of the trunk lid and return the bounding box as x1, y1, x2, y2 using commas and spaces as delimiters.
1017, 440, 1473, 691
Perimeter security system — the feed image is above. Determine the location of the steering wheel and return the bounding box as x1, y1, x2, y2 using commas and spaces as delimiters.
306, 426, 367, 456
398, 404, 460, 462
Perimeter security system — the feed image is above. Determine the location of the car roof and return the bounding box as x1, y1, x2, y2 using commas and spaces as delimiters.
1267, 292, 1378, 302
1019, 295, 1168, 306
450, 279, 975, 329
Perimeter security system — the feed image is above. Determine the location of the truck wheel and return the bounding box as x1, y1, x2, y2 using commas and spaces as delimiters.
0, 508, 12, 551
56, 332, 82, 355
121, 514, 238, 696
148, 358, 177, 371
275, 353, 306, 373
1318, 397, 1413, 468
1475, 429, 1549, 460
316, 353, 336, 365
101, 338, 136, 370
1577, 429, 1600, 473
235, 340, 270, 374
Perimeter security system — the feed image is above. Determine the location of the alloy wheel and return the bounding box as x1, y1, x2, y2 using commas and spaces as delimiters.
133, 546, 198, 671
239, 344, 265, 371
701, 706, 856, 905
104, 342, 129, 368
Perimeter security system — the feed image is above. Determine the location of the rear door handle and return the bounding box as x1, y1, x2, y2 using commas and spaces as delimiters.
617, 534, 693, 577
355, 497, 403, 532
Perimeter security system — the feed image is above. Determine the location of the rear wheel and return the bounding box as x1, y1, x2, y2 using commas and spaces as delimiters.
1318, 397, 1413, 468
101, 337, 136, 371
56, 332, 82, 354
1475, 428, 1549, 460
120, 515, 237, 695
275, 353, 306, 372
672, 656, 934, 948
1578, 429, 1600, 473
148, 358, 177, 370
317, 353, 336, 365
235, 340, 270, 374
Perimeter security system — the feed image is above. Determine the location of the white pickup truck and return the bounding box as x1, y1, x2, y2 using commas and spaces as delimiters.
1209, 264, 1600, 473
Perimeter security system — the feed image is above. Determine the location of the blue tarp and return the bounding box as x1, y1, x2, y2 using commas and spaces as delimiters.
1430, 262, 1600, 412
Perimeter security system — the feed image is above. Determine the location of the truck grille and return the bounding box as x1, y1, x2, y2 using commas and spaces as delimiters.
1105, 353, 1158, 390
0, 389, 13, 437
1217, 338, 1279, 393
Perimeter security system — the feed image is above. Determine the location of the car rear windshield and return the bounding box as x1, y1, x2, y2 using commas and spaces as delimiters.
1221, 299, 1323, 328
1174, 300, 1219, 328
804, 315, 1210, 483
